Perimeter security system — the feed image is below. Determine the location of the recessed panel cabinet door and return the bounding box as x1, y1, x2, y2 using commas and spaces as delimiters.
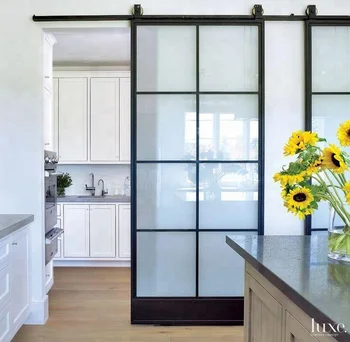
90, 205, 116, 258
285, 312, 319, 342
90, 78, 120, 162
10, 227, 30, 332
63, 205, 89, 257
58, 78, 88, 162
244, 273, 283, 342
118, 204, 131, 259
119, 78, 131, 162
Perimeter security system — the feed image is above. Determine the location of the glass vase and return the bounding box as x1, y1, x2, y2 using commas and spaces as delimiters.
328, 205, 350, 263
57, 188, 65, 197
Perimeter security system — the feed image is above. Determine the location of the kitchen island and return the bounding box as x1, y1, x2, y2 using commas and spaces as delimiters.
226, 235, 349, 342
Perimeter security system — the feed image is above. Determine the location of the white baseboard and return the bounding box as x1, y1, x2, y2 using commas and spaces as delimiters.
53, 260, 131, 267
25, 296, 49, 325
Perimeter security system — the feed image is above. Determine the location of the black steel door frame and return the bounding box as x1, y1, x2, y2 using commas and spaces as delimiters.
130, 16, 265, 325
304, 16, 350, 235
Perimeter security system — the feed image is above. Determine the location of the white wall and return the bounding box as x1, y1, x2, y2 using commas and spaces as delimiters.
58, 165, 130, 196
1, 0, 350, 324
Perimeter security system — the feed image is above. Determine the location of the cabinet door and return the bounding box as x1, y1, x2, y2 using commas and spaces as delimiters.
43, 88, 53, 150
43, 34, 54, 93
119, 77, 131, 162
10, 227, 30, 332
244, 273, 283, 342
90, 78, 120, 162
118, 204, 131, 259
58, 78, 88, 162
90, 205, 116, 258
285, 311, 319, 342
63, 205, 89, 257
53, 78, 59, 153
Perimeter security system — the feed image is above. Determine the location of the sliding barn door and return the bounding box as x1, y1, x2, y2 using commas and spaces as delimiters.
131, 19, 264, 324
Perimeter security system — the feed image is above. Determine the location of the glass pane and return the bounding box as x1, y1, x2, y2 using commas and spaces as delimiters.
312, 27, 350, 92
199, 231, 256, 296
137, 26, 196, 91
137, 163, 196, 230
199, 95, 258, 160
137, 95, 196, 160
199, 163, 258, 229
312, 95, 350, 146
137, 232, 196, 296
199, 26, 258, 91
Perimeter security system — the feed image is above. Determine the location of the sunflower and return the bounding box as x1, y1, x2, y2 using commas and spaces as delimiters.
273, 172, 307, 186
285, 202, 314, 219
343, 182, 350, 204
283, 131, 319, 156
337, 120, 350, 147
321, 144, 347, 174
305, 157, 323, 176
286, 187, 314, 210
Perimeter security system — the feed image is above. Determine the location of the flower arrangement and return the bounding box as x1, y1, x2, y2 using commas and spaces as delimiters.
274, 120, 350, 261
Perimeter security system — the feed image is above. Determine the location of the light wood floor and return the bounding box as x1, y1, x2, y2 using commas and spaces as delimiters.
13, 268, 243, 342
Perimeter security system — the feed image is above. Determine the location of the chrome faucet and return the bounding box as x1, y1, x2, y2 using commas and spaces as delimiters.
98, 179, 108, 197
85, 173, 96, 196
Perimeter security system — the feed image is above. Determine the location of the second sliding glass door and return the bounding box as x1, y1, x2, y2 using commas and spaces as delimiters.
132, 21, 264, 323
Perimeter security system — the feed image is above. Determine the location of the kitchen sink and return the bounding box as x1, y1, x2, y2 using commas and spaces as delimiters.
77, 195, 105, 198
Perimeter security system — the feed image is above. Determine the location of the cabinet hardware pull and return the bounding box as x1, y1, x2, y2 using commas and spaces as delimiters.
12, 242, 17, 246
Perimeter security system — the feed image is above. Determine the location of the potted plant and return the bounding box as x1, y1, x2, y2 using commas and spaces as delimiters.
274, 121, 350, 263
57, 173, 72, 197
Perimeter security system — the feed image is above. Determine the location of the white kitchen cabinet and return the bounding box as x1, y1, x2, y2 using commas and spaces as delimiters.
45, 261, 54, 294
63, 205, 89, 258
43, 33, 56, 93
43, 89, 53, 150
90, 78, 120, 162
53, 78, 59, 152
119, 78, 131, 162
10, 227, 30, 335
89, 205, 116, 258
118, 204, 131, 259
58, 78, 88, 162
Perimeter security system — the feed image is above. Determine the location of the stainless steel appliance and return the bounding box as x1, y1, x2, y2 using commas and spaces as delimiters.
44, 150, 63, 265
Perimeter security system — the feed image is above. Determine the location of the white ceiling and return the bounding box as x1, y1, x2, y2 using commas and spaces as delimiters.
52, 28, 130, 66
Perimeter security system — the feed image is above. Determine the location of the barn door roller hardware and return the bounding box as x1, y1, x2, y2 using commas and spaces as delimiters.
305, 5, 317, 18
132, 4, 144, 17
252, 5, 264, 19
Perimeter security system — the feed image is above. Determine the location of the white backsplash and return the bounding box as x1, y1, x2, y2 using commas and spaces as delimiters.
57, 164, 130, 196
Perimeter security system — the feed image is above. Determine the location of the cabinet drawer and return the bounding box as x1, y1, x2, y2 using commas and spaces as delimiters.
56, 218, 61, 229
0, 267, 10, 310
0, 239, 10, 271
55, 239, 62, 259
57, 204, 61, 217
0, 304, 10, 342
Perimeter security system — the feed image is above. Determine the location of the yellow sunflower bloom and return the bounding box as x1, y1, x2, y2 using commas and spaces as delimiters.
287, 187, 314, 210
306, 157, 323, 176
337, 120, 350, 147
283, 131, 318, 156
274, 172, 307, 187
321, 144, 347, 174
343, 182, 350, 193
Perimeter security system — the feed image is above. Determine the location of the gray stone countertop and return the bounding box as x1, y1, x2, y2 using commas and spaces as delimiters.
226, 235, 350, 342
57, 195, 130, 203
0, 214, 34, 240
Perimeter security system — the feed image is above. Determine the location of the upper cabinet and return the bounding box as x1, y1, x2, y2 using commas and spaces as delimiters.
58, 78, 88, 162
119, 78, 131, 162
54, 71, 131, 164
43, 33, 56, 94
91, 78, 120, 162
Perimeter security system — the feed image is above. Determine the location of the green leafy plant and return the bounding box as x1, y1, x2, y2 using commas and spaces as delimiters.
57, 173, 72, 196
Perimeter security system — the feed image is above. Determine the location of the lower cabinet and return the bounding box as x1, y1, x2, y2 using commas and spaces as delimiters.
245, 264, 337, 342
90, 205, 116, 258
245, 273, 282, 342
60, 203, 130, 261
10, 227, 30, 336
63, 205, 90, 258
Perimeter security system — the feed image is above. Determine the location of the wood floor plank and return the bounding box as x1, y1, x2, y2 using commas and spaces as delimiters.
13, 267, 243, 342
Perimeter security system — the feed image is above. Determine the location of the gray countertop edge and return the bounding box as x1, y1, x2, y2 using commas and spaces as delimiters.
0, 215, 34, 240
57, 196, 130, 203
226, 236, 350, 342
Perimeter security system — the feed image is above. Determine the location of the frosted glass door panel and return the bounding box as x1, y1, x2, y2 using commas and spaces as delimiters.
312, 27, 350, 92
199, 163, 258, 229
199, 231, 256, 296
137, 163, 196, 230
137, 232, 196, 296
199, 95, 258, 160
199, 26, 258, 91
137, 26, 196, 91
312, 95, 350, 145
137, 95, 196, 160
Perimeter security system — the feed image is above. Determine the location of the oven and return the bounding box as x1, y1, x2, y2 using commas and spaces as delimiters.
44, 150, 63, 265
